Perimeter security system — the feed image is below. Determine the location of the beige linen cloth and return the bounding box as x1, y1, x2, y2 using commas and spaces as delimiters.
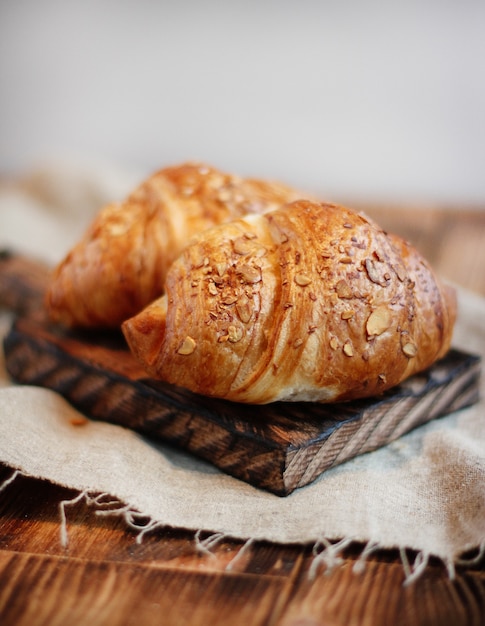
0, 166, 484, 581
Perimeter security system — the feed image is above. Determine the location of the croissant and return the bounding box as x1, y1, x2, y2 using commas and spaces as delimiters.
122, 200, 457, 404
45, 162, 307, 328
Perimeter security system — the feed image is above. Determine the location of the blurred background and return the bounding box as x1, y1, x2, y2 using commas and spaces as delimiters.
1, 0, 484, 206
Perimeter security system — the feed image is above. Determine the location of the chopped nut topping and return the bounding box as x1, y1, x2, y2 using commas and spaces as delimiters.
366, 306, 392, 336
294, 272, 312, 286
335, 280, 353, 299
341, 310, 355, 320
378, 373, 387, 383
364, 258, 389, 286
177, 336, 197, 355
192, 251, 206, 269
243, 231, 257, 240
208, 282, 218, 296
233, 237, 253, 255
343, 222, 353, 229
237, 264, 261, 284
402, 342, 418, 358
214, 262, 227, 277
227, 325, 243, 343
393, 263, 407, 282
293, 338, 304, 348
254, 245, 267, 258
343, 341, 354, 357
329, 336, 339, 350
339, 256, 353, 264
236, 298, 252, 323
222, 294, 238, 305
267, 219, 288, 244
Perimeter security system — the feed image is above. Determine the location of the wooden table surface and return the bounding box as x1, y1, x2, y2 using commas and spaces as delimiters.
1, 205, 485, 626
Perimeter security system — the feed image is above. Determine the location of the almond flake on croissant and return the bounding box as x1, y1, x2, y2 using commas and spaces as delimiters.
122, 200, 457, 404
45, 162, 307, 328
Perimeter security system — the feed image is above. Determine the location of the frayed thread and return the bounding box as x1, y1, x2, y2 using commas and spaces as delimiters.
308, 537, 353, 580
352, 540, 381, 575
0, 468, 23, 493
456, 540, 485, 568
225, 537, 255, 572
59, 490, 91, 548
59, 490, 167, 547
194, 530, 226, 558
48, 485, 485, 585
400, 548, 430, 586
94, 500, 166, 544
308, 540, 431, 586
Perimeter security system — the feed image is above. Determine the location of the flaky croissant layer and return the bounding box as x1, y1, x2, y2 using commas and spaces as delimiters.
122, 200, 457, 404
45, 162, 307, 328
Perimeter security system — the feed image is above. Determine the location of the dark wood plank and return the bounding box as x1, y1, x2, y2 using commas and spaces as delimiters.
0, 550, 297, 626
275, 554, 485, 626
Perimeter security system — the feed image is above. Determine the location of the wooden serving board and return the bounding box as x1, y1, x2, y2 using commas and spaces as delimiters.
0, 251, 482, 495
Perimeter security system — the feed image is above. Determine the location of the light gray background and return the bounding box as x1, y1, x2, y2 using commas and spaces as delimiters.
1, 1, 484, 204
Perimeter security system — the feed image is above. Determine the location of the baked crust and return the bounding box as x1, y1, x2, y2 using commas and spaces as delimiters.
45, 162, 306, 328
122, 200, 457, 404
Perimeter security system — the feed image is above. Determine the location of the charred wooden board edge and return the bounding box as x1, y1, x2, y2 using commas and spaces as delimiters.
285, 354, 481, 490
3, 318, 481, 496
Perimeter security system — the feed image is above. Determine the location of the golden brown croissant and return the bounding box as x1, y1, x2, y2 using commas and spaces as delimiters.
45, 162, 307, 328
122, 200, 457, 404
